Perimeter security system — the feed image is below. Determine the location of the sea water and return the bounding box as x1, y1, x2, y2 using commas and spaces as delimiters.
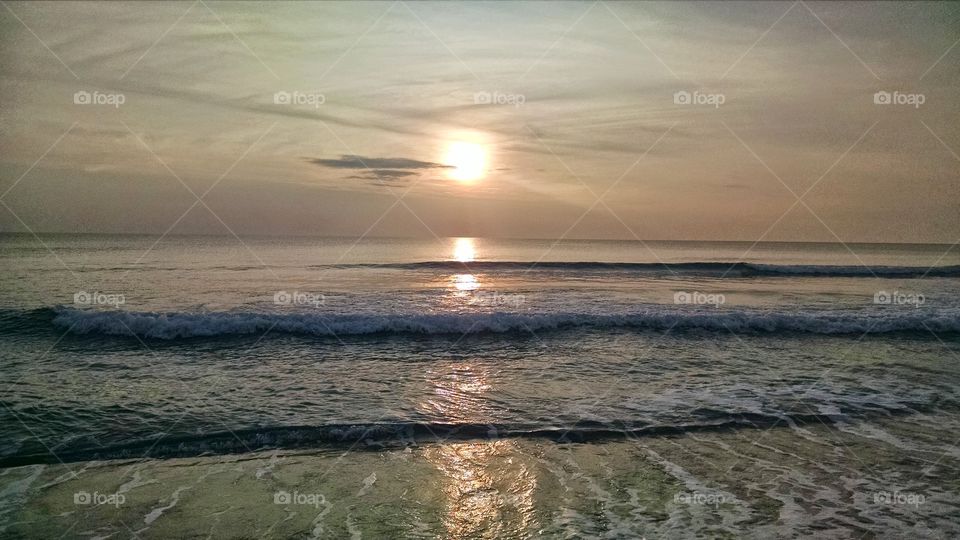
0, 234, 958, 538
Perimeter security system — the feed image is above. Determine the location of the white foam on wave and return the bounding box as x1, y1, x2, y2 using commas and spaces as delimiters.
50, 306, 960, 340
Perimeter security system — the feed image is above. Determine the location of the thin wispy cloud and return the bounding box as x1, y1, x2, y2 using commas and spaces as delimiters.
308, 155, 452, 170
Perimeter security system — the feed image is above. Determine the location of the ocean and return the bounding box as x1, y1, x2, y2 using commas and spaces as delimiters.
1, 234, 958, 538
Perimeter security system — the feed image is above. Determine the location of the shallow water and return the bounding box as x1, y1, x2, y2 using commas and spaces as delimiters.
2, 419, 958, 539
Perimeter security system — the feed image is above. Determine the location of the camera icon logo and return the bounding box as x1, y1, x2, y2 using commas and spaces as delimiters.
273, 291, 292, 305
474, 91, 492, 105
673, 90, 691, 105
873, 91, 891, 105
674, 291, 691, 304
273, 91, 291, 105
874, 290, 891, 304
274, 490, 292, 504
74, 491, 92, 505
74, 291, 92, 305
74, 90, 92, 105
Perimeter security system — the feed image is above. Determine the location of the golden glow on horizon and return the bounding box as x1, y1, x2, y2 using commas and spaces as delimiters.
452, 239, 479, 291
445, 141, 486, 182
453, 237, 476, 262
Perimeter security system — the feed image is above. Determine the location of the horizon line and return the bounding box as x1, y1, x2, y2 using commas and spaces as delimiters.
0, 230, 955, 247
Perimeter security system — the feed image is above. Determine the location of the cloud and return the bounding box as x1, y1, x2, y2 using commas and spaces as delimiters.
345, 170, 420, 186
346, 170, 418, 179
312, 155, 449, 187
307, 155, 452, 170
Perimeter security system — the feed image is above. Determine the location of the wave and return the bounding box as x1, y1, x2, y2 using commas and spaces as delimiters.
315, 261, 960, 277
0, 412, 853, 466
30, 306, 960, 339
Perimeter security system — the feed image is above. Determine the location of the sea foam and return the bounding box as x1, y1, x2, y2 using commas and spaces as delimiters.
48, 306, 960, 339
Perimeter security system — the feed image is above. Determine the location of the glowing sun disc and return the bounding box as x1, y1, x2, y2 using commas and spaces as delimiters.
445, 142, 485, 182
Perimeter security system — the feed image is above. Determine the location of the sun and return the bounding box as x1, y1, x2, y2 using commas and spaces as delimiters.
444, 141, 486, 182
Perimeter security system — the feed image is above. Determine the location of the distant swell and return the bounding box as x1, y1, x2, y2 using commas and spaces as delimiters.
42, 306, 960, 339
317, 261, 960, 278
0, 412, 849, 466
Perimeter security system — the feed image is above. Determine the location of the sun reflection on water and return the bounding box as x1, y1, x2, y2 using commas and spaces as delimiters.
419, 362, 537, 537
453, 237, 476, 263
450, 238, 481, 295
453, 274, 480, 292
418, 363, 494, 422
424, 440, 537, 538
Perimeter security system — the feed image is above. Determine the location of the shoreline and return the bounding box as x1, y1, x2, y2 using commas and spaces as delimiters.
2, 417, 956, 539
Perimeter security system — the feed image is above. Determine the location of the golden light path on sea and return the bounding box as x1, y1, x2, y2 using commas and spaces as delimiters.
452, 238, 480, 292
419, 361, 537, 537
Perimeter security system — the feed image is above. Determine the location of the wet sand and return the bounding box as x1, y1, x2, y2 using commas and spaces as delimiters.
2, 416, 958, 539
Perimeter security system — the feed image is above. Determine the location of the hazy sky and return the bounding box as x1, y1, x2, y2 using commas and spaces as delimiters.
0, 1, 957, 242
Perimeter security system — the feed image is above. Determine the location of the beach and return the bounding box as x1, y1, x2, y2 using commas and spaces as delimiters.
3, 417, 958, 538
1, 235, 959, 538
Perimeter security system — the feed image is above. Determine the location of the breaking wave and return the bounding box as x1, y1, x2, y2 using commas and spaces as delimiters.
0, 412, 867, 466
27, 306, 960, 339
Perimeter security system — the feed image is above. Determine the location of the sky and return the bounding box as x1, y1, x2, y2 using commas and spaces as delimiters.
0, 1, 957, 242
